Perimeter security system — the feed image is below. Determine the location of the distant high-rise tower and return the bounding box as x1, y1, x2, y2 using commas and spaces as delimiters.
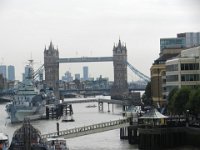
0, 65, 7, 79
22, 65, 30, 81
62, 71, 73, 82
44, 41, 59, 97
111, 39, 128, 99
83, 66, 88, 81
8, 65, 15, 81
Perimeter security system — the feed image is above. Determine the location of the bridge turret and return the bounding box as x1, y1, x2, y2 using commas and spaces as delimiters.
44, 41, 59, 98
111, 39, 128, 99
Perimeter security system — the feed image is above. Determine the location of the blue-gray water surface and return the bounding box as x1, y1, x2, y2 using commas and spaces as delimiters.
0, 98, 138, 150
0, 97, 198, 150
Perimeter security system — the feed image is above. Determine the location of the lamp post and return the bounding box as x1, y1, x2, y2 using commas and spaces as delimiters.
186, 109, 189, 127
157, 68, 160, 109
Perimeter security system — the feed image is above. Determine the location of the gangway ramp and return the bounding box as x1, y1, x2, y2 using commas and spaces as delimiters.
41, 118, 130, 139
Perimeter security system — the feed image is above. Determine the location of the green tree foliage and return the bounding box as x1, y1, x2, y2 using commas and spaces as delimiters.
173, 86, 191, 115
142, 82, 152, 105
168, 86, 200, 116
188, 88, 200, 115
167, 88, 178, 113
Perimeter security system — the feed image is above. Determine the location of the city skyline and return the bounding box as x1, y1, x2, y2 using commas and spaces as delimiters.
0, 0, 199, 81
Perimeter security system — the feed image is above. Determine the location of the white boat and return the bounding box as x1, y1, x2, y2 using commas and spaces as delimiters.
46, 138, 69, 150
86, 104, 97, 108
6, 60, 47, 123
0, 133, 9, 150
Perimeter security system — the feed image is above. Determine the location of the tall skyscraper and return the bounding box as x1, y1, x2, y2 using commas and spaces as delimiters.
23, 65, 31, 81
8, 65, 15, 81
0, 65, 7, 79
83, 66, 88, 81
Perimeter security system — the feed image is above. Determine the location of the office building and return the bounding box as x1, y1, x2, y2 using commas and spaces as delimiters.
151, 32, 200, 106
23, 65, 31, 81
8, 65, 15, 81
160, 32, 200, 52
0, 65, 7, 79
165, 46, 200, 95
83, 66, 88, 81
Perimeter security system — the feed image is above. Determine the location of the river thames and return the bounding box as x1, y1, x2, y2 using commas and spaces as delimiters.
1, 97, 198, 150
0, 96, 138, 150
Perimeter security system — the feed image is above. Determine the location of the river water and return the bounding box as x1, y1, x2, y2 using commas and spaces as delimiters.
1, 97, 197, 150
0, 97, 138, 150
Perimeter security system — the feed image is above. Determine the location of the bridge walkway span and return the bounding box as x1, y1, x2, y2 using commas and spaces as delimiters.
41, 118, 130, 140
63, 98, 132, 105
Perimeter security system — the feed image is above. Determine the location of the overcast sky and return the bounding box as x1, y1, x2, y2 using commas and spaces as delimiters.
0, 0, 199, 81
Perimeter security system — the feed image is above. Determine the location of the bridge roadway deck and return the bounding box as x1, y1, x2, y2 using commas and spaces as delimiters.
58, 57, 113, 63
63, 98, 132, 105
41, 118, 130, 139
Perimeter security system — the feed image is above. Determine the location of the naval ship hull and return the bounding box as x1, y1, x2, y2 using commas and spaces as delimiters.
10, 105, 46, 123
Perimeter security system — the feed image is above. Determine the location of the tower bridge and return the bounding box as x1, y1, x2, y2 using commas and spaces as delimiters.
58, 57, 113, 63
44, 40, 150, 99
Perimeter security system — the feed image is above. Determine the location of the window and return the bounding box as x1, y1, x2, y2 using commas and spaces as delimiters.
181, 74, 200, 81
181, 63, 199, 70
166, 64, 178, 71
166, 75, 178, 82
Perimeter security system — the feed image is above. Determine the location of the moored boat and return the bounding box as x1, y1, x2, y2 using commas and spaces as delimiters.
0, 133, 9, 150
9, 119, 69, 150
5, 60, 47, 123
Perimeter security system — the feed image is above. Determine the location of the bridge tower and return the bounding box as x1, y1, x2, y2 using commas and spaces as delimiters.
111, 39, 128, 99
44, 41, 59, 98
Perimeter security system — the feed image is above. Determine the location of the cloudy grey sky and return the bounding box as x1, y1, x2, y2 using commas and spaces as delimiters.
0, 0, 199, 81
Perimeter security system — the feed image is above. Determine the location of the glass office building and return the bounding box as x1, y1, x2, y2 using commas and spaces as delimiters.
160, 32, 200, 51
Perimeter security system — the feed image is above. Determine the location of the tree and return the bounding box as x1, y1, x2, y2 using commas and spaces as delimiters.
188, 88, 200, 116
173, 86, 191, 115
167, 87, 178, 114
142, 82, 152, 106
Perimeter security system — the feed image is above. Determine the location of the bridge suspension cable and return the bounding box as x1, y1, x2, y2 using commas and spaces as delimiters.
33, 64, 44, 80
126, 61, 150, 83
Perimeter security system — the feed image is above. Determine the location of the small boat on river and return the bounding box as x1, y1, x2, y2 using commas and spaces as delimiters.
9, 118, 69, 150
86, 104, 97, 108
0, 132, 9, 150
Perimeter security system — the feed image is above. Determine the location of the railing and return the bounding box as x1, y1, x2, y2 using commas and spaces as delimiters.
63, 98, 132, 105
41, 118, 130, 139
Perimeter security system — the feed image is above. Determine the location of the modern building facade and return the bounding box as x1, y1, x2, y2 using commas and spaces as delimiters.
0, 65, 7, 79
8, 65, 15, 81
151, 32, 200, 107
160, 32, 200, 52
165, 46, 200, 95
83, 66, 88, 81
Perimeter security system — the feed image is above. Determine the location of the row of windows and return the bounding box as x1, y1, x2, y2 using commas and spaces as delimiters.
166, 63, 199, 72
181, 74, 199, 81
166, 74, 200, 82
181, 63, 199, 70
166, 64, 178, 71
166, 75, 178, 82
160, 38, 185, 45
